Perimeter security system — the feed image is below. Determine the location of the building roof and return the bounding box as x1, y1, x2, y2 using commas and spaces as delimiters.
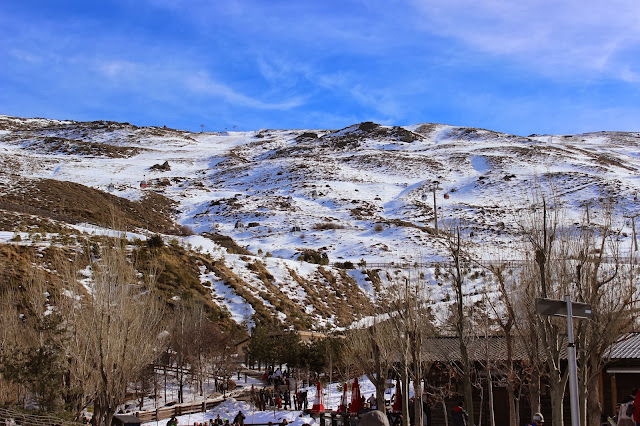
608, 333, 640, 359
422, 332, 640, 362
423, 336, 532, 362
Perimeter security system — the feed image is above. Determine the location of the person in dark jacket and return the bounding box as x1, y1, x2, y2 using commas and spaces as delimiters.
451, 401, 468, 426
233, 411, 245, 426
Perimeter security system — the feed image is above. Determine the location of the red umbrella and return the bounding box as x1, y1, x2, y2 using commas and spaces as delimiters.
350, 378, 362, 416
338, 382, 348, 412
392, 379, 402, 413
311, 381, 325, 413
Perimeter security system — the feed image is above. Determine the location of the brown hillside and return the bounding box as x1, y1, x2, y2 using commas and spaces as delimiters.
0, 179, 181, 234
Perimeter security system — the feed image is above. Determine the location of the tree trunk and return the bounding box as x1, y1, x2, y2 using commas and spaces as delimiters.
402, 367, 410, 426
441, 399, 449, 426
411, 330, 424, 426
375, 379, 387, 414
413, 378, 424, 426
487, 370, 495, 426
586, 356, 603, 426
528, 369, 541, 419
178, 369, 184, 403
549, 378, 566, 426
506, 381, 517, 426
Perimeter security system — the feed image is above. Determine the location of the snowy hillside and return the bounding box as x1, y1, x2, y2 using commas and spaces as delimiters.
1, 115, 639, 328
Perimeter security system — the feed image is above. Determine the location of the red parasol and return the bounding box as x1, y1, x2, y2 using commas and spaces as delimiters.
338, 382, 348, 412
392, 379, 402, 413
311, 381, 325, 413
349, 378, 362, 416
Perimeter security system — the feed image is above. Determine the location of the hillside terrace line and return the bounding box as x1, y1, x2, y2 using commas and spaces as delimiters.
333, 256, 635, 270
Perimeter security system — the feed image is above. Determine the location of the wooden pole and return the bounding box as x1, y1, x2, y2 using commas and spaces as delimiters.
433, 187, 438, 235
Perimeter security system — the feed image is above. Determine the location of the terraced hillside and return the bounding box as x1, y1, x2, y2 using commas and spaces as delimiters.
1, 115, 639, 329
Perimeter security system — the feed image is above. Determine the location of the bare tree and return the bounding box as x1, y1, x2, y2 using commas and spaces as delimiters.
387, 271, 436, 426
486, 263, 524, 426
517, 196, 570, 426
168, 302, 197, 403
565, 205, 640, 426
343, 313, 397, 413
441, 227, 476, 426
517, 194, 640, 426
61, 242, 167, 426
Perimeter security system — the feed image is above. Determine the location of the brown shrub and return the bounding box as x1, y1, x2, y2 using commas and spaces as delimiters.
312, 222, 345, 230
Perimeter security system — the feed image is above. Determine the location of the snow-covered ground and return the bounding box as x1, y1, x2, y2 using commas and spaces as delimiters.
140, 375, 391, 426
2, 115, 640, 329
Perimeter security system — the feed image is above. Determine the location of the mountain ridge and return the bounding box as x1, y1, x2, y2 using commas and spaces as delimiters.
1, 114, 639, 329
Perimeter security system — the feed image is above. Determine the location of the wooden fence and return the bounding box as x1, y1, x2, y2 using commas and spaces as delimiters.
135, 400, 222, 423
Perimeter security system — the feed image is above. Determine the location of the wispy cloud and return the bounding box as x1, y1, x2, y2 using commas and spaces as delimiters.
2, 0, 639, 133
95, 60, 141, 80
408, 0, 640, 80
185, 72, 304, 110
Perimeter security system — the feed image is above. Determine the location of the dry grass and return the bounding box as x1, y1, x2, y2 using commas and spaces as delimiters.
201, 232, 253, 255
246, 260, 312, 329
209, 259, 284, 327
133, 244, 239, 326
313, 222, 345, 230
20, 136, 142, 158
0, 178, 180, 234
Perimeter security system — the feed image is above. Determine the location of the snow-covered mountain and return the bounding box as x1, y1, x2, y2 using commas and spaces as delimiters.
2, 115, 639, 329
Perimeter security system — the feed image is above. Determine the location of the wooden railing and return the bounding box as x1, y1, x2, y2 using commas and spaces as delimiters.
135, 400, 222, 423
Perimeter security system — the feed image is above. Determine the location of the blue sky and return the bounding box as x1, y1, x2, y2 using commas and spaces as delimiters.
1, 0, 640, 135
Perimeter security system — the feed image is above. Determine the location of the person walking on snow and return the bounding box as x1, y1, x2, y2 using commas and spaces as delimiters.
233, 411, 245, 426
451, 401, 468, 426
367, 394, 376, 410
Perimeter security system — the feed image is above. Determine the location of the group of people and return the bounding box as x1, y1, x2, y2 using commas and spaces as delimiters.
262, 368, 289, 387
252, 386, 308, 411
610, 388, 640, 426
168, 411, 247, 426
162, 379, 640, 426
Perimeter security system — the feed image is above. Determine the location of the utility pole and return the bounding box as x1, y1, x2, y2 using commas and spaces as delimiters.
633, 215, 638, 252
431, 180, 442, 235
200, 124, 204, 133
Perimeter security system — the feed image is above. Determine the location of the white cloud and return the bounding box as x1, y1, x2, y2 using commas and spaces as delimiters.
185, 72, 305, 110
8, 49, 44, 64
409, 0, 640, 79
96, 60, 140, 80
91, 56, 305, 111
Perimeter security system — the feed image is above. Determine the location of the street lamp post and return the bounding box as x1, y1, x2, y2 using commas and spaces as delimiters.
536, 296, 593, 426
